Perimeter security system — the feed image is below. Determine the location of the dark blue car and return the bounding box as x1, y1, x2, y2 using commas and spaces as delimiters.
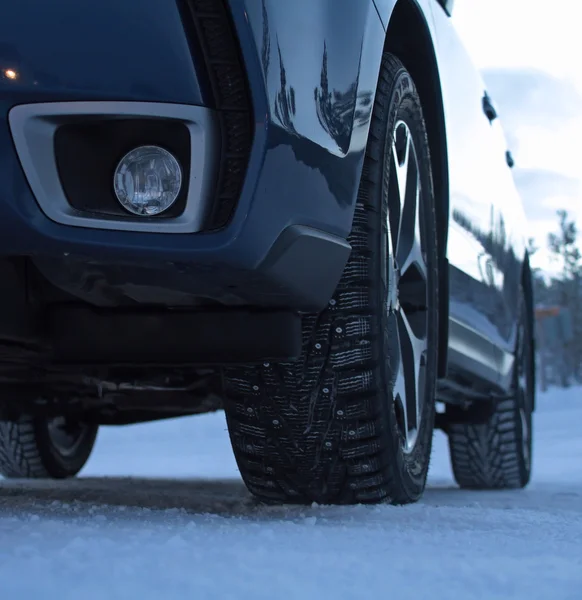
0, 0, 534, 505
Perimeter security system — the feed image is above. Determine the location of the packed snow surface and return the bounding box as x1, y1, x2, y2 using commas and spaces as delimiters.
2, 388, 581, 600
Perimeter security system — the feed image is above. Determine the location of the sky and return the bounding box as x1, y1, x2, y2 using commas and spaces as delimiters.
452, 0, 582, 271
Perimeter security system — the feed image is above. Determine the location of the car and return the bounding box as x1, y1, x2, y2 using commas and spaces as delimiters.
0, 0, 534, 504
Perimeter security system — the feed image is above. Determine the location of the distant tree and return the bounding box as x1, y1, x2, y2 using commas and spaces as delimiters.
548, 209, 581, 281
547, 210, 582, 385
527, 237, 538, 255
526, 236, 549, 308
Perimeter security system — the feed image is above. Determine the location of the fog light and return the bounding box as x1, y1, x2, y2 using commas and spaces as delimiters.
113, 145, 182, 216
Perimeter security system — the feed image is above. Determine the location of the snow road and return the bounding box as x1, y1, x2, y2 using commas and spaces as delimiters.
2, 389, 581, 600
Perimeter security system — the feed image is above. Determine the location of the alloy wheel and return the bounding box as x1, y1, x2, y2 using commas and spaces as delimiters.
386, 120, 430, 454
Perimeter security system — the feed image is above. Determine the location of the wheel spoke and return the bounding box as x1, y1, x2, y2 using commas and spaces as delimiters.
391, 121, 427, 283
392, 354, 409, 443
392, 123, 411, 204
399, 188, 427, 282
394, 161, 418, 270
390, 122, 410, 260
393, 308, 428, 452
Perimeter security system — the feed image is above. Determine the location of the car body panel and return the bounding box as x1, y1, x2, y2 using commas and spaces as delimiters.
227, 0, 386, 240
0, 0, 532, 394
427, 1, 528, 389
376, 0, 529, 390
0, 0, 383, 261
0, 0, 208, 105
0, 0, 391, 313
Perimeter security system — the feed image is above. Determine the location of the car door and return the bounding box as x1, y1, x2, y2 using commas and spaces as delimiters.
428, 0, 524, 385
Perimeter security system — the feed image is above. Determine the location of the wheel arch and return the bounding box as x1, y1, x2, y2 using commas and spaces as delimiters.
383, 0, 450, 377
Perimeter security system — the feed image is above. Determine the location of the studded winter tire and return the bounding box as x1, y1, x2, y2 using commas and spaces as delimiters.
447, 284, 534, 490
223, 53, 439, 505
0, 416, 98, 479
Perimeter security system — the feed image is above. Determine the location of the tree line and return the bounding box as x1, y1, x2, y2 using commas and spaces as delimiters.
530, 210, 582, 389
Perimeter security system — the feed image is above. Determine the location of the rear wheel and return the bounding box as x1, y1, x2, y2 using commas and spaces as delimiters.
223, 54, 439, 505
0, 415, 98, 479
447, 285, 534, 489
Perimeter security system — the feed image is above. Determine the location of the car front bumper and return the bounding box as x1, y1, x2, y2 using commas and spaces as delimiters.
0, 0, 384, 310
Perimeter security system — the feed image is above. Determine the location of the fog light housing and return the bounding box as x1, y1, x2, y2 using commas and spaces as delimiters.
113, 145, 182, 216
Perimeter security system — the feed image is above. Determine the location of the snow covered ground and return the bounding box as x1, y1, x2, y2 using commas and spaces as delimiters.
1, 389, 581, 600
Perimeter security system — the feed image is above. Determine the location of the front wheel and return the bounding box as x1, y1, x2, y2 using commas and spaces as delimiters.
0, 415, 98, 479
223, 53, 439, 505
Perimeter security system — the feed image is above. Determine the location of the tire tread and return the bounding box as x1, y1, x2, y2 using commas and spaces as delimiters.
223, 54, 438, 505
448, 399, 524, 489
0, 416, 97, 479
0, 418, 50, 478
